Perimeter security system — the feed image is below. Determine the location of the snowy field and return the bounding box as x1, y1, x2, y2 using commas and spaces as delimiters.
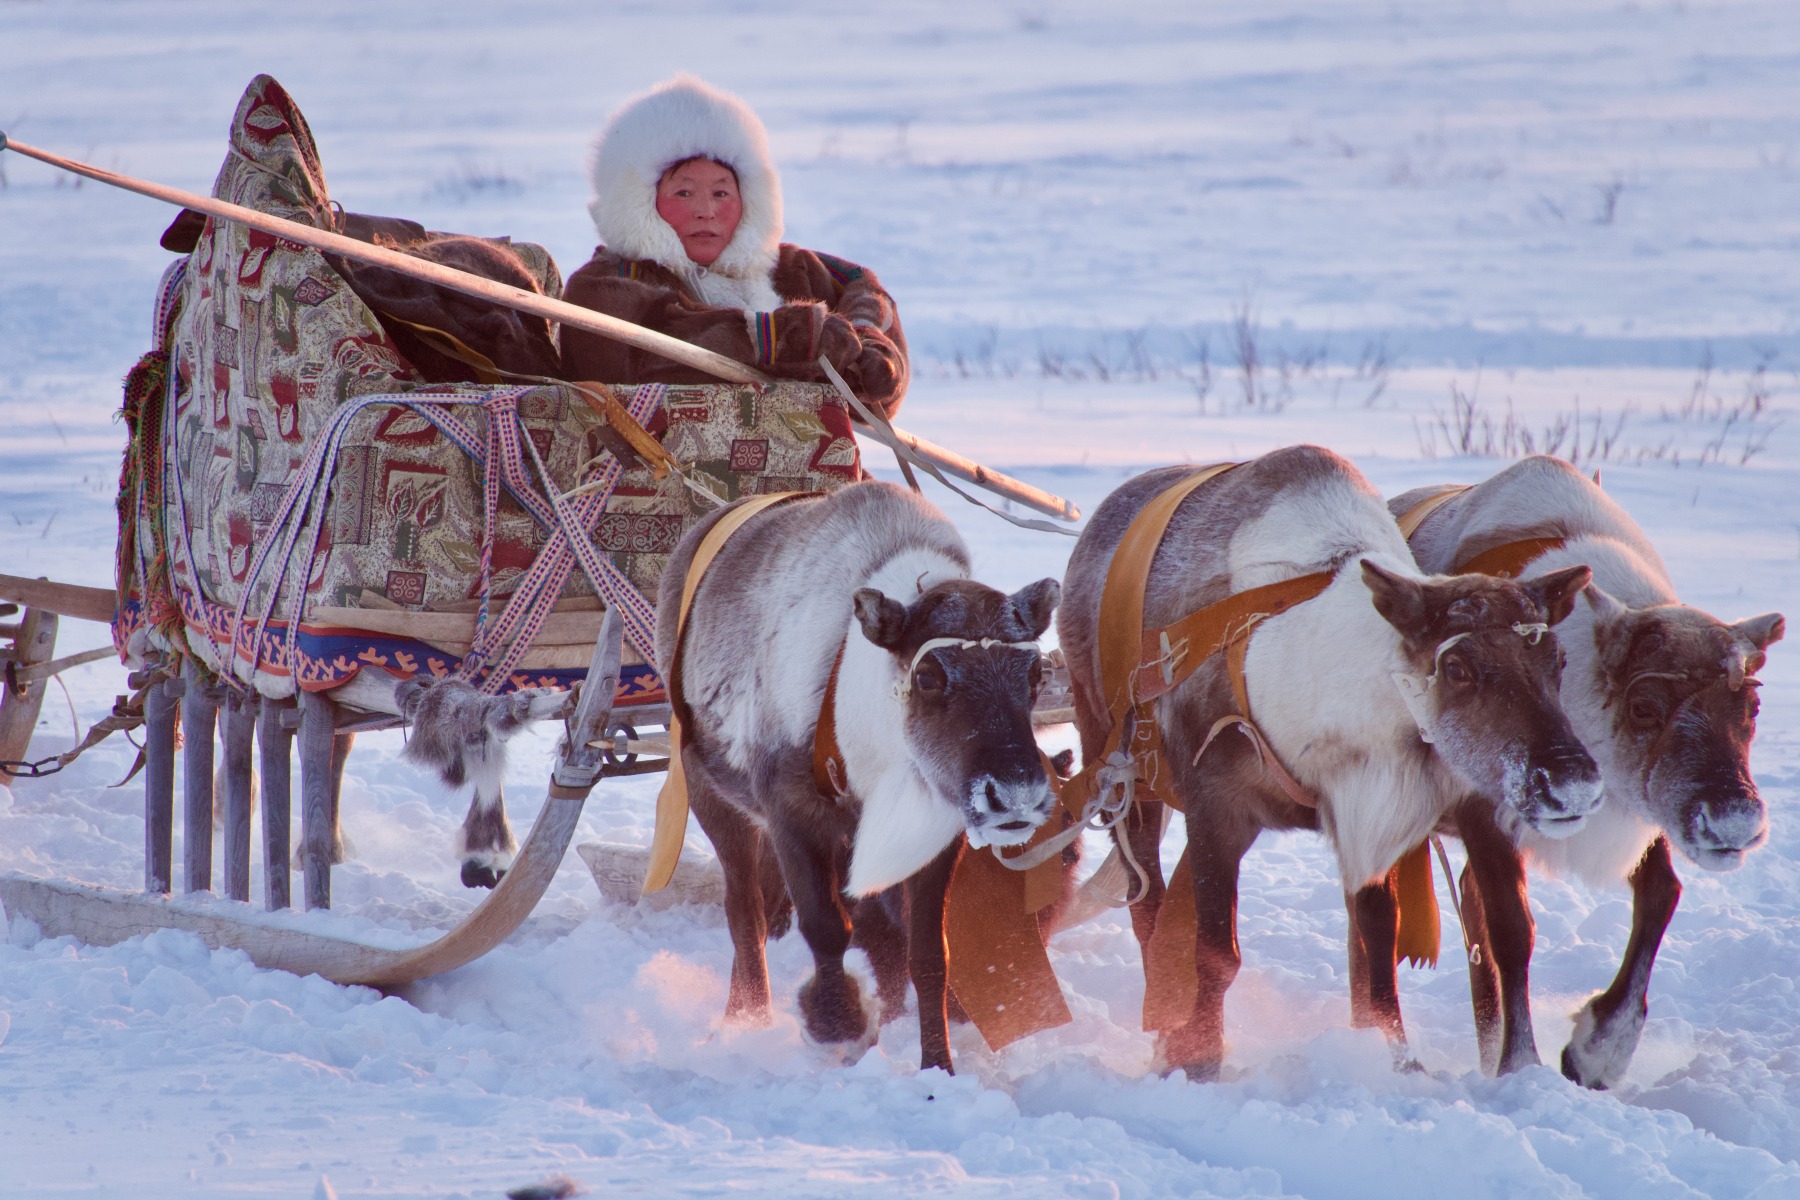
2, 2, 1798, 1196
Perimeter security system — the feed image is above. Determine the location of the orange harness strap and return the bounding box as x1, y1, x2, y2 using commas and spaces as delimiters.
1062, 466, 1334, 831
1455, 535, 1569, 579
811, 638, 851, 802
643, 492, 813, 895
1043, 467, 1354, 1032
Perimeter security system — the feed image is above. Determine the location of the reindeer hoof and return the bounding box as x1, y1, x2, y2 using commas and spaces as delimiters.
1560, 998, 1640, 1090
1154, 1026, 1225, 1082
798, 971, 872, 1047
461, 860, 506, 890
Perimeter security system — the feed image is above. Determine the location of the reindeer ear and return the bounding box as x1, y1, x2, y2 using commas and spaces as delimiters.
853, 588, 910, 651
1733, 612, 1785, 651
1008, 578, 1061, 639
1583, 584, 1637, 670
1583, 582, 1629, 625
1521, 564, 1593, 627
1361, 559, 1427, 632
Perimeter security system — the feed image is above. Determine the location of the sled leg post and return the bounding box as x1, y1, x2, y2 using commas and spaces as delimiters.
258, 696, 294, 910
298, 689, 336, 910
0, 603, 59, 777
180, 660, 217, 894
142, 667, 181, 895
221, 690, 256, 902
330, 729, 354, 863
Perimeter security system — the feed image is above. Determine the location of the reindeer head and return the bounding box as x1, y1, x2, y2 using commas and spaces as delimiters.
852, 577, 1061, 849
1363, 561, 1603, 836
1584, 589, 1783, 870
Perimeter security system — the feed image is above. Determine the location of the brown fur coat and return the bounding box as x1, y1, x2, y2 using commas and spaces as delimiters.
561, 243, 909, 416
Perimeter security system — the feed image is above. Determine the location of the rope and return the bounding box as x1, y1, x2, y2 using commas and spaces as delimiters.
180, 384, 661, 686
818, 357, 1077, 537
1430, 833, 1482, 967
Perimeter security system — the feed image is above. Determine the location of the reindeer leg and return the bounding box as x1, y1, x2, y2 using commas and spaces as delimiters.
764, 779, 866, 1049
328, 730, 354, 865
1345, 891, 1373, 1028
1562, 835, 1681, 1090
852, 888, 910, 1024
1161, 813, 1257, 1081
906, 841, 961, 1074
688, 764, 773, 1024
1458, 861, 1503, 1076
1348, 875, 1416, 1068
1456, 803, 1541, 1074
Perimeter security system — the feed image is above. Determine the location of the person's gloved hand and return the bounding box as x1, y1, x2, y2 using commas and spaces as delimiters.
815, 314, 862, 376
769, 303, 863, 370
852, 338, 903, 404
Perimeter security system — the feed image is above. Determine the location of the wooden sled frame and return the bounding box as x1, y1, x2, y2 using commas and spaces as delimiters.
0, 573, 1087, 985
0, 580, 657, 986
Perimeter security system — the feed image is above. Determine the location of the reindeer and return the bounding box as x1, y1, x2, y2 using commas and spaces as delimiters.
1392, 455, 1784, 1085
659, 481, 1060, 1073
1059, 447, 1601, 1080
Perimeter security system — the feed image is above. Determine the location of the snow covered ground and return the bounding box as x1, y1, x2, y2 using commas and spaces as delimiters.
2, 2, 1796, 1196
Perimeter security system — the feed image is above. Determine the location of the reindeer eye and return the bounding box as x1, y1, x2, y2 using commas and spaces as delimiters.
1442, 657, 1472, 685
1628, 696, 1659, 726
913, 660, 946, 695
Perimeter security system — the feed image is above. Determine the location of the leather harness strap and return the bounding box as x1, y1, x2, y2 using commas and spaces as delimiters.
811, 637, 852, 801
1062, 465, 1334, 831
644, 491, 812, 895
1393, 483, 1570, 579
1396, 483, 1470, 538
1455, 535, 1569, 579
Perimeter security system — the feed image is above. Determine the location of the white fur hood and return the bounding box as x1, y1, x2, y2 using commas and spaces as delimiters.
587, 75, 784, 311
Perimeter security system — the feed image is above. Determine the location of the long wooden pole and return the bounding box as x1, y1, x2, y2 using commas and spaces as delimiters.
1, 133, 1080, 522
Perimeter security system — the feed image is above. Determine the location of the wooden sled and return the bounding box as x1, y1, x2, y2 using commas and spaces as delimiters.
0, 76, 1085, 991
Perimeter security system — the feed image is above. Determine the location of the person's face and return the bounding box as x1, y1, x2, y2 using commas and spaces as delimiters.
654, 158, 743, 267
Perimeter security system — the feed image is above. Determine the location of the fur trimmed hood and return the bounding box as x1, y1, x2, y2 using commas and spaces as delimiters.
587, 75, 784, 311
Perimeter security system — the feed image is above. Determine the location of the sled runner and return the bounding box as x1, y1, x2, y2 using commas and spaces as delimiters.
0, 77, 1080, 1000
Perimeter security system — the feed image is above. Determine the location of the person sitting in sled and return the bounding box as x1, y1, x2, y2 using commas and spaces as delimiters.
561, 75, 909, 416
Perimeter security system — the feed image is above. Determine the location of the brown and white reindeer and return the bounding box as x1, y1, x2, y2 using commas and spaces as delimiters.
1392, 455, 1784, 1086
659, 481, 1061, 1072
1059, 446, 1601, 1080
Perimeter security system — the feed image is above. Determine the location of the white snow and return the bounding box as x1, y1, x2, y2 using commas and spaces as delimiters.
2, 2, 1797, 1196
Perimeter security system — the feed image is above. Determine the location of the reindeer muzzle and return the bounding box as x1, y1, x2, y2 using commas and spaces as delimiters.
1682, 784, 1767, 871
1512, 744, 1605, 838
963, 772, 1057, 849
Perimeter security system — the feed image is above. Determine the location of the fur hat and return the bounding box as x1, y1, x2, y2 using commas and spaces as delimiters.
587, 75, 784, 311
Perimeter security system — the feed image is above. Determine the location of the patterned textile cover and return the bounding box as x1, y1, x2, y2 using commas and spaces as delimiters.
115, 75, 862, 702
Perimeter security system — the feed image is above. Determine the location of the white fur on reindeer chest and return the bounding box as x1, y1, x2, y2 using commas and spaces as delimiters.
1213, 474, 1448, 888
1240, 559, 1451, 888
833, 549, 972, 897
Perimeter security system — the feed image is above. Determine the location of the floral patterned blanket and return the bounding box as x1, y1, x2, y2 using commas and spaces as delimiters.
115, 75, 861, 704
